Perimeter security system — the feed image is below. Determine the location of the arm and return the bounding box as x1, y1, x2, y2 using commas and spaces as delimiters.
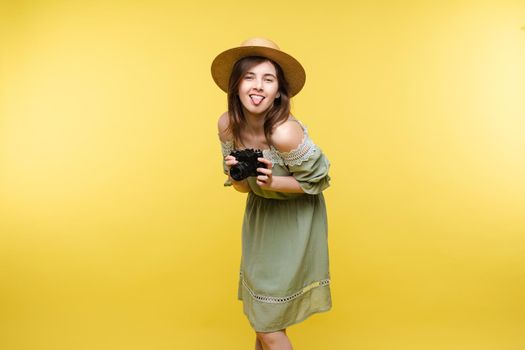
256, 157, 304, 193
255, 120, 307, 193
225, 156, 251, 193
218, 112, 251, 194
231, 178, 251, 193
256, 119, 330, 194
271, 176, 305, 193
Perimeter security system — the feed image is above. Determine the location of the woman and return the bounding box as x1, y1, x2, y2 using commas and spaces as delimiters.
211, 38, 332, 350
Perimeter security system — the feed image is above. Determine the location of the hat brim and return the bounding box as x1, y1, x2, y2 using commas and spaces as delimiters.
211, 46, 306, 97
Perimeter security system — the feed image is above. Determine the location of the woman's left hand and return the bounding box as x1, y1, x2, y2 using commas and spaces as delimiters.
256, 157, 273, 188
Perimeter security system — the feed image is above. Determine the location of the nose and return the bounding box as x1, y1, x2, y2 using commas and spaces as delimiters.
254, 77, 263, 90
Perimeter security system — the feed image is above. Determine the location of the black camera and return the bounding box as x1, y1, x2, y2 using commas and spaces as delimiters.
229, 149, 266, 181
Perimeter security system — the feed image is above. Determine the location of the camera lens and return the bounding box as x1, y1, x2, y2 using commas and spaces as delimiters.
230, 163, 249, 181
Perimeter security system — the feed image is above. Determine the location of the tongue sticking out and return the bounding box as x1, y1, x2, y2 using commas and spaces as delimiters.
250, 95, 264, 106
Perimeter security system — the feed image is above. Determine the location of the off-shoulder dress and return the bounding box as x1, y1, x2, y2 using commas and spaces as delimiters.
220, 118, 332, 332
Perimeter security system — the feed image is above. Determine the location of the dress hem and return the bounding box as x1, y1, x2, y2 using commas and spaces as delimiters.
248, 304, 332, 333
238, 283, 332, 333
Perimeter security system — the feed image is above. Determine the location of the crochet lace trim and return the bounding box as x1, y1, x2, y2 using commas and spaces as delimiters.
240, 272, 330, 304
271, 136, 317, 167
220, 140, 285, 166
220, 140, 234, 158
219, 120, 317, 167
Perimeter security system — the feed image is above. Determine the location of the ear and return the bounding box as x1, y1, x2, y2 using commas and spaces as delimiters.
276, 93, 281, 99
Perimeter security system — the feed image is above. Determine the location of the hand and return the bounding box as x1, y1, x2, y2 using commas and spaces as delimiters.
224, 155, 238, 172
223, 155, 251, 192
224, 155, 244, 183
256, 157, 273, 188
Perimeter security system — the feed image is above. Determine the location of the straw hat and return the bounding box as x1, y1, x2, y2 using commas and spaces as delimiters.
211, 37, 306, 97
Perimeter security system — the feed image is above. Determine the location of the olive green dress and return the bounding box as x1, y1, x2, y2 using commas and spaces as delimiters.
220, 119, 332, 332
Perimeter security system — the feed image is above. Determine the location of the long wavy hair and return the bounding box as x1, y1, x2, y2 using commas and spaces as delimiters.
225, 56, 291, 148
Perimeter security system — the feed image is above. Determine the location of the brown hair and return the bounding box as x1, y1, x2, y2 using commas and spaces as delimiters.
225, 56, 291, 148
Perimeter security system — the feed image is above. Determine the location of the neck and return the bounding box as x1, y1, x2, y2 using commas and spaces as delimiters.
242, 110, 266, 135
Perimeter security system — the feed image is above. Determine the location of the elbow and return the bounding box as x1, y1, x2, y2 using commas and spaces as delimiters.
233, 185, 251, 193
297, 176, 331, 195
232, 179, 251, 193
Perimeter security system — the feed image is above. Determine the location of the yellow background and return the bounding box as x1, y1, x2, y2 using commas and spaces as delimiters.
1, 0, 524, 349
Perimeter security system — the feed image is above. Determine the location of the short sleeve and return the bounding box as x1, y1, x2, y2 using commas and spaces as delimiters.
274, 136, 331, 194
220, 139, 234, 187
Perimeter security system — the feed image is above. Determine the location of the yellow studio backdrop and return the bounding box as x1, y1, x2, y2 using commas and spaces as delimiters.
0, 0, 524, 349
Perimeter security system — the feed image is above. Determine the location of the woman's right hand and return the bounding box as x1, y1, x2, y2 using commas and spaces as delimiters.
224, 155, 250, 192
224, 155, 238, 173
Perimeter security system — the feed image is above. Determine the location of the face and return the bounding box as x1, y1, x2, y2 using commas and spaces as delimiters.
237, 60, 280, 117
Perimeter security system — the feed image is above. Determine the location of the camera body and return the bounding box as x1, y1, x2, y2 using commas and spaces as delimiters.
229, 149, 266, 181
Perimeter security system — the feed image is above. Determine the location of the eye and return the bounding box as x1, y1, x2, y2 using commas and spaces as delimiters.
264, 78, 274, 83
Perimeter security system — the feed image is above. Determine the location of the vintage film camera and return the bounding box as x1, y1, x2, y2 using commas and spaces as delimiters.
229, 149, 266, 181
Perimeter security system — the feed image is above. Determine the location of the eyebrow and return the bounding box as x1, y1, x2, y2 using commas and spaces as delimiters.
245, 72, 277, 78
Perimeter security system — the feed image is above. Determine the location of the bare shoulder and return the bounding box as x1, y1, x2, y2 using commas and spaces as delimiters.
271, 118, 305, 153
217, 111, 232, 142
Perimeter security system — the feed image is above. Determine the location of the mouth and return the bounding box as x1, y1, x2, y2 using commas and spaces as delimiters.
249, 94, 265, 106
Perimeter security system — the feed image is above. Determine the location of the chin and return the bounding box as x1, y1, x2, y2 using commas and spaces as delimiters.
242, 104, 271, 116
251, 108, 271, 116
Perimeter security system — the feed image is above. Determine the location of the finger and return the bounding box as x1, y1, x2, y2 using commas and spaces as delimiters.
257, 157, 271, 165
256, 179, 267, 187
257, 175, 269, 182
257, 167, 272, 175
257, 157, 273, 169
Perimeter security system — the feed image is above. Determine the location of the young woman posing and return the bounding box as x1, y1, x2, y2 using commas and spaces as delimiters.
212, 38, 332, 350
